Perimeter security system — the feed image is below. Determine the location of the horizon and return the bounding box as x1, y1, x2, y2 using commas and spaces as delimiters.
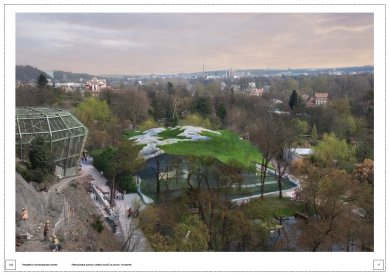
16, 64, 374, 78
16, 13, 373, 75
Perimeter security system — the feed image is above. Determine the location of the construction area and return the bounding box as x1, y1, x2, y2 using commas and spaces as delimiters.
15, 158, 151, 252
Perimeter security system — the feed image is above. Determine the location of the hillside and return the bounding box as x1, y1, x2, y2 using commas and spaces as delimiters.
15, 172, 122, 252
16, 65, 52, 83
128, 126, 263, 168
53, 70, 94, 82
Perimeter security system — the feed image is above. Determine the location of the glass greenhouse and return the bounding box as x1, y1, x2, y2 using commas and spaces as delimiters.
16, 107, 88, 177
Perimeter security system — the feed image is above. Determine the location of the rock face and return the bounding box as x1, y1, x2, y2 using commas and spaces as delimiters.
15, 172, 123, 252
15, 173, 63, 238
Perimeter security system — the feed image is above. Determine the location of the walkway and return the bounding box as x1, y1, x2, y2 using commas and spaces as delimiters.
81, 158, 152, 251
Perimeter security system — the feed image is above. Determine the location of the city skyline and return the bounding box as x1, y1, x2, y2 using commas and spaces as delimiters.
16, 13, 374, 75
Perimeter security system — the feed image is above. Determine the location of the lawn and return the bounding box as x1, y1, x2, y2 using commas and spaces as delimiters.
244, 197, 304, 218
160, 130, 263, 169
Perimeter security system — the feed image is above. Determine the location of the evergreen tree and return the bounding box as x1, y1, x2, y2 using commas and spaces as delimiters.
193, 97, 211, 117
288, 90, 298, 110
36, 74, 48, 88
216, 103, 227, 121
29, 136, 51, 171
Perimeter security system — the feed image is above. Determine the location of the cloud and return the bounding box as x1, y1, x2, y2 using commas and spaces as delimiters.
16, 13, 373, 74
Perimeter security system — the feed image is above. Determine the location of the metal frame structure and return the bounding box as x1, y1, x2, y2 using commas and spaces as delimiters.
16, 107, 88, 177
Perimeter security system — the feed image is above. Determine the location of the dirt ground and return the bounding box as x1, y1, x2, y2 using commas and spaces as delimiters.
15, 172, 122, 252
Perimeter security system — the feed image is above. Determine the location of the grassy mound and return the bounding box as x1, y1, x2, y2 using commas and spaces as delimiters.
127, 127, 263, 169
160, 130, 262, 168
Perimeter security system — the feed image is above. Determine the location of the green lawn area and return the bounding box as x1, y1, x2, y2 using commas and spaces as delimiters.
244, 197, 304, 218
160, 130, 263, 169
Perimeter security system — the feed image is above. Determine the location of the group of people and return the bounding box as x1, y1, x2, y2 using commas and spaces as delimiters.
19, 209, 61, 252
43, 220, 61, 252
127, 207, 139, 218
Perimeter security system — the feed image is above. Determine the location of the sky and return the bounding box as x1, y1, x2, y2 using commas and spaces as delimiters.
16, 13, 374, 75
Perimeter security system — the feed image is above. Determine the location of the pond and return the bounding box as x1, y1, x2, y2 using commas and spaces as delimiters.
136, 154, 298, 202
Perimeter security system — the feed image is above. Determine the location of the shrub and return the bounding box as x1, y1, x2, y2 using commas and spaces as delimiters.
117, 174, 137, 193
91, 217, 104, 233
138, 118, 159, 131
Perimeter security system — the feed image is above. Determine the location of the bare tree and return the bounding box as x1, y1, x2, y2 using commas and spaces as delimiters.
122, 200, 143, 252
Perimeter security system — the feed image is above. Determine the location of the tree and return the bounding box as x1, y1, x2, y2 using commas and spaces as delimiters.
313, 133, 356, 168
29, 136, 51, 171
122, 199, 144, 251
273, 120, 298, 199
216, 103, 227, 122
93, 140, 144, 206
73, 97, 116, 149
294, 161, 355, 251
193, 96, 211, 117
180, 113, 211, 129
251, 110, 288, 198
73, 97, 112, 127
174, 215, 209, 251
114, 89, 151, 128
36, 74, 48, 88
353, 159, 374, 185
311, 124, 318, 141
288, 90, 298, 110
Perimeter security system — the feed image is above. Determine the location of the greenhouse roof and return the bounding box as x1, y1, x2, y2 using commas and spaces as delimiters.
16, 107, 70, 118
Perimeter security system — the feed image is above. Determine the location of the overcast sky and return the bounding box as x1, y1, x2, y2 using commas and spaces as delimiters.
16, 13, 373, 75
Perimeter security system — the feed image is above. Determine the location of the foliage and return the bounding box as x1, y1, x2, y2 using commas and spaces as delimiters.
117, 174, 137, 193
16, 164, 46, 183
293, 118, 309, 135
173, 215, 209, 251
140, 200, 202, 251
293, 161, 371, 251
353, 159, 374, 185
244, 197, 303, 220
216, 103, 227, 121
90, 140, 144, 204
311, 124, 318, 141
313, 133, 356, 168
180, 113, 211, 129
138, 118, 159, 131
73, 97, 112, 127
193, 97, 211, 117
29, 137, 51, 172
288, 90, 298, 110
90, 147, 117, 175
91, 217, 104, 233
36, 74, 48, 88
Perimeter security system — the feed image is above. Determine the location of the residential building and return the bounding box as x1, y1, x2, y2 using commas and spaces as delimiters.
85, 77, 107, 97
305, 92, 329, 107
315, 92, 329, 105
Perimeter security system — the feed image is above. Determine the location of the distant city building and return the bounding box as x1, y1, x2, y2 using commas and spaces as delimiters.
85, 77, 107, 97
